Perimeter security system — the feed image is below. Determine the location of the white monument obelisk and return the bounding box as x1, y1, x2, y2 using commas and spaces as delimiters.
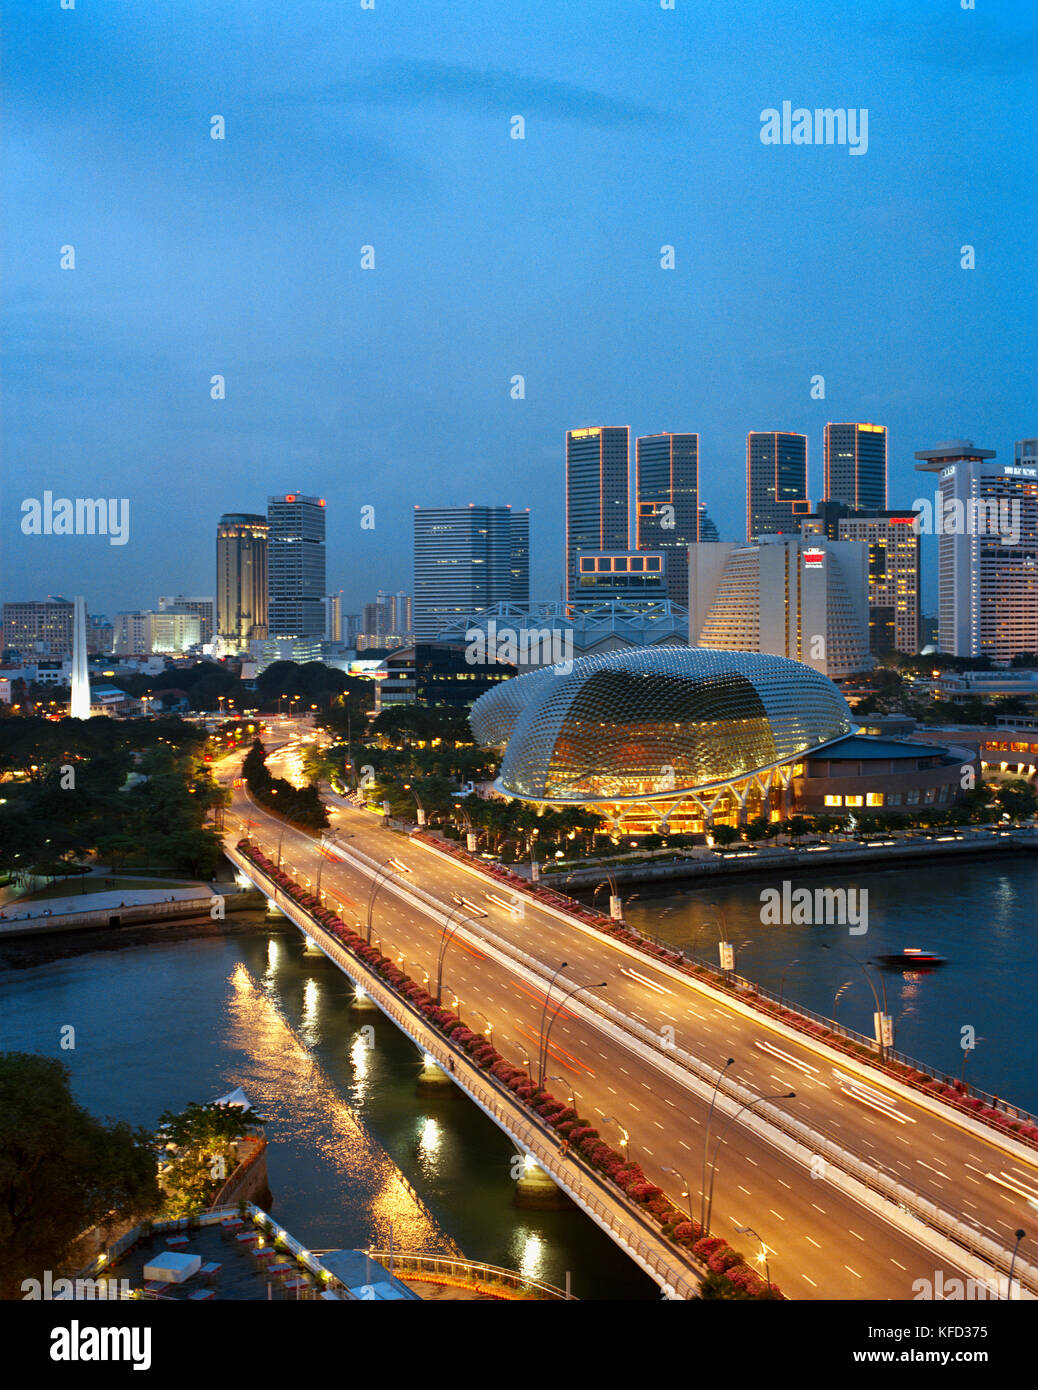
70, 594, 90, 719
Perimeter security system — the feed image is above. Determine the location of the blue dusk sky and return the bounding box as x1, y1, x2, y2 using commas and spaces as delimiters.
2, 0, 1035, 620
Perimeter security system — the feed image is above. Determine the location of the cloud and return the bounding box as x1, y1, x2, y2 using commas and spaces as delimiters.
270, 60, 666, 128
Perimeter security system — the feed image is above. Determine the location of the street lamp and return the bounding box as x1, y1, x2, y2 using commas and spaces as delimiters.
734, 1224, 771, 1287
600, 1115, 630, 1163
704, 1091, 796, 1234
536, 962, 570, 1082
500, 1036, 532, 1071
436, 907, 472, 1003
469, 1008, 493, 1046
700, 1056, 735, 1235
777, 958, 801, 1011
1007, 1229, 1027, 1301
821, 942, 891, 1060
539, 977, 607, 1088
662, 1165, 694, 1224
366, 858, 411, 944
545, 1074, 576, 1110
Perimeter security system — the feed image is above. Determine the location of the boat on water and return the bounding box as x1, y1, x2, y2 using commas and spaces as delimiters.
875, 947, 947, 970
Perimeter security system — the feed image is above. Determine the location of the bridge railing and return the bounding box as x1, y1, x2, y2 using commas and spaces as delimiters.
232, 843, 1038, 1297
229, 846, 706, 1299
364, 1251, 574, 1300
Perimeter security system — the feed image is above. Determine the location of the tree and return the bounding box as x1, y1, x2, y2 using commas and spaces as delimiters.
711, 824, 741, 847
994, 779, 1037, 822
155, 1101, 266, 1219
0, 1053, 159, 1297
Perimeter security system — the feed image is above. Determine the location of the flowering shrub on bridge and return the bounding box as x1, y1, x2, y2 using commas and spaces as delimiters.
235, 838, 783, 1300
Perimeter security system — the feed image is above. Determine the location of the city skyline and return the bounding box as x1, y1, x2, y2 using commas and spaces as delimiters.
4, 3, 1034, 618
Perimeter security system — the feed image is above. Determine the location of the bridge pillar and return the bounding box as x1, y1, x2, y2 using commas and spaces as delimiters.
514, 1156, 574, 1211
351, 986, 377, 1012
416, 1052, 454, 1096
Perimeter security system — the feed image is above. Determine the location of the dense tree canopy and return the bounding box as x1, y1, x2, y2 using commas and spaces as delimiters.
0, 1053, 160, 1297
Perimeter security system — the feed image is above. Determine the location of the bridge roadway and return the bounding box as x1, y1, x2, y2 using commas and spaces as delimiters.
219, 731, 1038, 1299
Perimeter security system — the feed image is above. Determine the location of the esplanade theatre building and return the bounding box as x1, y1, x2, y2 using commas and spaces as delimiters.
469, 647, 971, 834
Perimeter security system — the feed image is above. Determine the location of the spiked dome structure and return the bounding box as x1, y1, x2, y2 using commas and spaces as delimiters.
469, 646, 854, 833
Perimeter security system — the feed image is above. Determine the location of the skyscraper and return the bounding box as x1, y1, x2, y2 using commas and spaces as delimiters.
158, 594, 214, 644
217, 513, 269, 648
1, 598, 75, 657
824, 422, 888, 510
746, 432, 810, 541
566, 426, 629, 600
801, 503, 921, 655
266, 495, 326, 640
914, 440, 1038, 660
635, 432, 698, 608
328, 592, 343, 642
697, 504, 720, 543
413, 505, 529, 639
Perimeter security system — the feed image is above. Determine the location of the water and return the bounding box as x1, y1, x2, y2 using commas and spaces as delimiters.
0, 927, 656, 1300
623, 856, 1038, 1113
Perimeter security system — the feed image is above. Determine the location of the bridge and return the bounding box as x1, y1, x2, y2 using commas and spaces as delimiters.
217, 723, 1038, 1301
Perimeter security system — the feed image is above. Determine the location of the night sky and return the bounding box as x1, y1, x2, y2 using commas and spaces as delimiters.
3, 0, 1034, 619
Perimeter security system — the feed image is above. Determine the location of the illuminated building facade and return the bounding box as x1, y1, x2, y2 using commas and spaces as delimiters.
470, 646, 852, 831
413, 505, 529, 639
689, 535, 872, 678
566, 426, 630, 601
914, 440, 1038, 660
635, 432, 699, 607
824, 422, 888, 510
267, 494, 326, 640
217, 513, 269, 649
746, 432, 811, 541
801, 504, 920, 655
574, 550, 668, 602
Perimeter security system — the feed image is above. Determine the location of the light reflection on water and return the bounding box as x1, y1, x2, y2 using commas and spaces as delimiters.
0, 930, 658, 1297
225, 961, 454, 1255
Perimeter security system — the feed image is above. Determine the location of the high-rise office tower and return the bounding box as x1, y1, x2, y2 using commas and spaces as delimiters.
266, 494, 326, 640
390, 591, 413, 635
824, 422, 888, 510
746, 432, 810, 541
1, 598, 75, 657
413, 505, 530, 639
217, 513, 269, 648
697, 504, 720, 543
328, 592, 343, 642
914, 440, 1038, 660
635, 432, 698, 608
509, 511, 530, 606
802, 503, 920, 655
566, 426, 629, 600
158, 594, 214, 644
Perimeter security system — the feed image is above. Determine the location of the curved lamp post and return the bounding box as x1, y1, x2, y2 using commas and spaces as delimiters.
366, 858, 411, 944
700, 1057, 735, 1234
822, 942, 891, 1060
538, 977, 607, 1088
704, 1090, 796, 1235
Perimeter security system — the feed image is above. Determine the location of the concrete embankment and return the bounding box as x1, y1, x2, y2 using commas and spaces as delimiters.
547, 830, 1037, 892
0, 889, 266, 940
